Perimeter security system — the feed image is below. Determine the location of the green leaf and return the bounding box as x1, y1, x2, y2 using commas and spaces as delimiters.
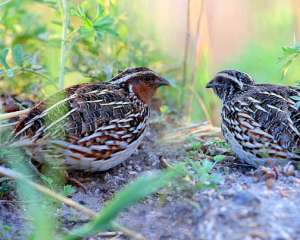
93, 16, 113, 29
12, 44, 24, 66
0, 48, 9, 69
63, 165, 184, 240
93, 16, 117, 38
41, 175, 54, 188
213, 155, 226, 163
62, 185, 76, 196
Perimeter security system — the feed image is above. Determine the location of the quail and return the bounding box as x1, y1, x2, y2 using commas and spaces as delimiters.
13, 67, 169, 171
207, 69, 300, 167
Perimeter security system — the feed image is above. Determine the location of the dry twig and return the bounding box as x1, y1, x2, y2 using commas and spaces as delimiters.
0, 109, 30, 121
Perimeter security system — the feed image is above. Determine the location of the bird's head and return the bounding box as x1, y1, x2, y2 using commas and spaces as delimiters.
110, 67, 170, 104
206, 70, 255, 101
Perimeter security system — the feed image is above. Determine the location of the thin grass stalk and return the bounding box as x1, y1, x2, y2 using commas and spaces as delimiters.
58, 0, 69, 89
180, 0, 191, 112
186, 0, 205, 119
188, 85, 212, 125
0, 108, 30, 120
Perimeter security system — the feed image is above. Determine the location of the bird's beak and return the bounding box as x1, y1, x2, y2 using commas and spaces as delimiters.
206, 79, 218, 88
206, 75, 221, 88
158, 77, 171, 86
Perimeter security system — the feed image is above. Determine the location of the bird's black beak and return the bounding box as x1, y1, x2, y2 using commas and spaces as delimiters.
206, 81, 215, 88
158, 77, 171, 86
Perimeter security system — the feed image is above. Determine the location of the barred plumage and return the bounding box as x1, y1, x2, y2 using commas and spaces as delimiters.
13, 67, 169, 171
207, 69, 300, 167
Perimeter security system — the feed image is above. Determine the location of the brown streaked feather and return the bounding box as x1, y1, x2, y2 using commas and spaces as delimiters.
13, 84, 148, 170
12, 67, 168, 171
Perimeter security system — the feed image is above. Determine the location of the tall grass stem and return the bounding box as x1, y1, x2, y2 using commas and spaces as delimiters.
58, 0, 69, 89
180, 0, 191, 112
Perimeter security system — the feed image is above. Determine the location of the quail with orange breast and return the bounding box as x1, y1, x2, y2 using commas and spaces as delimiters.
13, 67, 169, 171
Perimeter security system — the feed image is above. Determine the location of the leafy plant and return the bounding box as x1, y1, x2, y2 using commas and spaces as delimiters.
181, 158, 223, 190
41, 175, 75, 197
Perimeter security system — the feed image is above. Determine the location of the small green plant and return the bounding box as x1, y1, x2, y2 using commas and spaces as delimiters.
190, 141, 202, 151
177, 136, 225, 191
181, 158, 223, 190
211, 138, 230, 150
185, 135, 203, 151
63, 184, 76, 196
213, 154, 226, 163
41, 175, 75, 197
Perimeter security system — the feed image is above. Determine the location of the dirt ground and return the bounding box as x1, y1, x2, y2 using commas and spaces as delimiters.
1, 122, 300, 240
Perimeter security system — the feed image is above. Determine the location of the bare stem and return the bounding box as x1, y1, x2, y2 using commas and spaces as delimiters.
58, 0, 69, 89
180, 0, 191, 112
188, 85, 212, 125
0, 109, 30, 120
186, 0, 205, 119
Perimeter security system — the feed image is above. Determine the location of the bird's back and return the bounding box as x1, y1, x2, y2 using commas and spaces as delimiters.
13, 82, 150, 171
221, 83, 300, 165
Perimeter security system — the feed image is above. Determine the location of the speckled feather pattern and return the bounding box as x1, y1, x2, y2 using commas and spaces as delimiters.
12, 67, 168, 171
208, 70, 300, 166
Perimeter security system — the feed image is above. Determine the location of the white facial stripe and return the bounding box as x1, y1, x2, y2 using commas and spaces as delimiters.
216, 73, 244, 89
110, 71, 156, 84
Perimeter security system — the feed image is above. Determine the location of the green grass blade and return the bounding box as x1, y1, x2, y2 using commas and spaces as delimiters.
63, 165, 184, 240
2, 148, 57, 240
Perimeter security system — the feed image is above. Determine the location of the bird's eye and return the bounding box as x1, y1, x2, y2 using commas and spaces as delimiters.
237, 73, 244, 82
215, 76, 223, 84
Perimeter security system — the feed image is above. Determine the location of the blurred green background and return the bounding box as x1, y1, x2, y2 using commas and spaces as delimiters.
1, 0, 300, 125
